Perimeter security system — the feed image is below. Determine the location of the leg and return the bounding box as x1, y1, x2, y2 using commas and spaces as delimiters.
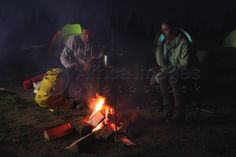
158, 72, 174, 117
158, 72, 171, 106
169, 73, 186, 123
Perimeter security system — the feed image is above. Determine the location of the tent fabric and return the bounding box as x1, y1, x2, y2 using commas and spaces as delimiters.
48, 24, 82, 53
222, 29, 236, 48
56, 24, 82, 44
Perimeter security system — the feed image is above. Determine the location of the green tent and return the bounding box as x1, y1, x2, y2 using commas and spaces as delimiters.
49, 24, 82, 53
55, 24, 82, 44
222, 29, 236, 48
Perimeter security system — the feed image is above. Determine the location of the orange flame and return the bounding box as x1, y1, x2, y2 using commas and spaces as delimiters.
87, 93, 116, 132
94, 95, 105, 113
89, 93, 106, 119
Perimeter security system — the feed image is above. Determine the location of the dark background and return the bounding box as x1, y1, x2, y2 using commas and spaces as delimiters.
0, 0, 235, 82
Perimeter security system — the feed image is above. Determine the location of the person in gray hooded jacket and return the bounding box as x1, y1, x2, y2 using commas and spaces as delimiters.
60, 28, 101, 73
154, 18, 199, 123
60, 28, 103, 106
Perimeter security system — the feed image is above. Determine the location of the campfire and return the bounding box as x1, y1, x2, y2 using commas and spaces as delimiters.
86, 93, 116, 132
44, 93, 135, 152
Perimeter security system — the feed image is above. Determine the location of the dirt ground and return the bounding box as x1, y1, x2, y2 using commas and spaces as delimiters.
1, 82, 236, 157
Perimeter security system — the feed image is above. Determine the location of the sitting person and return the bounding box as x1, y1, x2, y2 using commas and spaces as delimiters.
154, 18, 198, 123
60, 27, 102, 73
60, 26, 103, 105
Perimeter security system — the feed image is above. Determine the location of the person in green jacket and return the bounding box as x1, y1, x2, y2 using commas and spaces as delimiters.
154, 18, 198, 123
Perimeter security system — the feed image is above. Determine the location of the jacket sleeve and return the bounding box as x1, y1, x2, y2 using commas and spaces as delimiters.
60, 36, 76, 68
155, 43, 165, 67
178, 40, 190, 69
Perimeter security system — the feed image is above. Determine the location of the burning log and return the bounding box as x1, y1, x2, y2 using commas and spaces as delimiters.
87, 111, 105, 127
71, 120, 92, 136
65, 126, 115, 152
118, 136, 136, 147
45, 92, 128, 151
44, 123, 72, 140
44, 120, 94, 141
65, 133, 95, 152
94, 125, 114, 140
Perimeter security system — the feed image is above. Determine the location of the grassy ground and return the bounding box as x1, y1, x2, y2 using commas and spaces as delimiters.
0, 84, 236, 157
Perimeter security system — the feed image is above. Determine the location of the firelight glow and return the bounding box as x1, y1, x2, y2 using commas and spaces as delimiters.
92, 123, 104, 132
89, 93, 106, 119
88, 93, 116, 132
94, 95, 105, 113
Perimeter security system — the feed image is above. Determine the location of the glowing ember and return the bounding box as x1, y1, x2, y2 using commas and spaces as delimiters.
109, 123, 123, 132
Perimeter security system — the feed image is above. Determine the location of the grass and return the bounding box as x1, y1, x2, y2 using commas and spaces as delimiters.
0, 91, 236, 157
0, 93, 33, 146
0, 93, 33, 111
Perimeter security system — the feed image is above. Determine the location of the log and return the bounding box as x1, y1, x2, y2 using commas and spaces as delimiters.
65, 133, 95, 152
71, 120, 92, 136
87, 111, 105, 127
94, 125, 114, 140
44, 123, 72, 140
118, 136, 136, 146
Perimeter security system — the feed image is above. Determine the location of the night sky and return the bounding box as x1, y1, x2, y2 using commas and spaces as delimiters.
0, 0, 235, 76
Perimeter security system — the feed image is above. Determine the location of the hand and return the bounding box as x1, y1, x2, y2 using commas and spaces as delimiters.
67, 63, 79, 70
84, 57, 102, 72
84, 57, 95, 72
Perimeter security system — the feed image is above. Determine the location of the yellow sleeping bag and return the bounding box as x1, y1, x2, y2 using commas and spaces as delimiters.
34, 68, 70, 111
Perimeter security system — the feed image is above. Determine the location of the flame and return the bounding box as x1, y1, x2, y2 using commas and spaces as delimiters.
89, 93, 106, 119
92, 123, 104, 132
94, 95, 105, 113
109, 122, 123, 132
87, 93, 116, 132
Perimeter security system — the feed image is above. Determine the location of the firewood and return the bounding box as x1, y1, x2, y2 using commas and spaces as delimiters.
71, 120, 92, 136
118, 136, 136, 146
44, 123, 72, 140
94, 125, 114, 140
65, 133, 95, 152
96, 127, 113, 140
87, 111, 105, 127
